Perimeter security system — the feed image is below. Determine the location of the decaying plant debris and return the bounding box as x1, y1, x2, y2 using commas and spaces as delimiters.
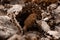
0, 0, 60, 40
